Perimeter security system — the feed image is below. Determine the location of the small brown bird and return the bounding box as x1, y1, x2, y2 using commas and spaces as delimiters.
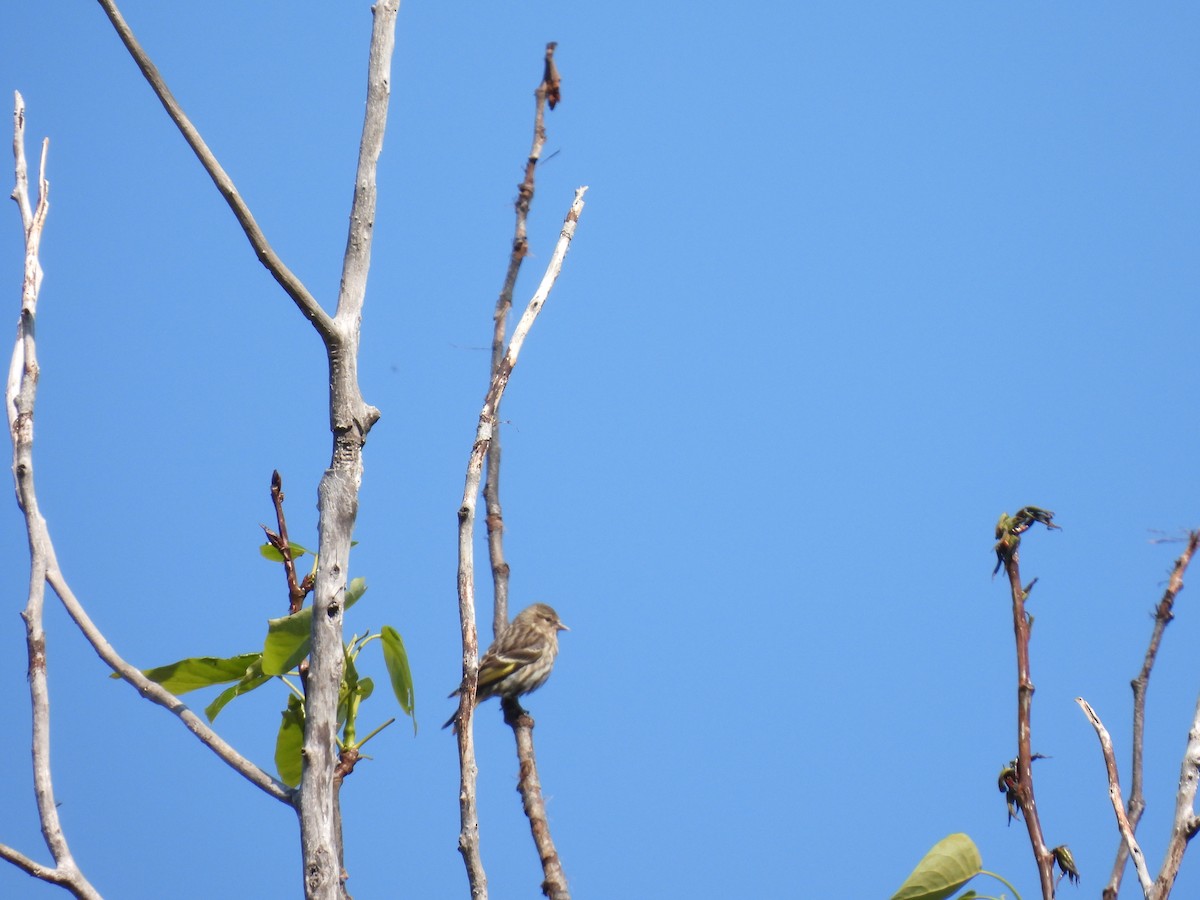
444, 603, 568, 730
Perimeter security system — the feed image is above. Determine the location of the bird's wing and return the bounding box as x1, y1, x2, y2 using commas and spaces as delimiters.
476, 640, 547, 687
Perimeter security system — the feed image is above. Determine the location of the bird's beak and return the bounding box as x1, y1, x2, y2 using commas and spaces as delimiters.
557, 622, 570, 632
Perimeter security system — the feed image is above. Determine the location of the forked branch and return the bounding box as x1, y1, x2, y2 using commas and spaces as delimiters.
2, 90, 102, 900
1095, 531, 1200, 900
1076, 699, 1154, 894
93, 0, 333, 337
455, 187, 587, 898
90, 3, 397, 898
5, 94, 291, 811
478, 44, 572, 900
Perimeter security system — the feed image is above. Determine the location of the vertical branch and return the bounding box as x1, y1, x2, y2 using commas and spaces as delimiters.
2, 90, 102, 900
994, 507, 1059, 899
1105, 531, 1199, 899
95, 2, 394, 897
298, 3, 394, 898
1154, 690, 1200, 897
484, 41, 558, 638
456, 188, 587, 899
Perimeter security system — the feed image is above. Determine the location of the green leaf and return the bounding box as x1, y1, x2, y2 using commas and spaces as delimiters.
204, 657, 271, 722
262, 578, 366, 675
130, 653, 262, 695
381, 625, 416, 733
263, 607, 316, 676
890, 833, 983, 900
259, 541, 311, 562
344, 577, 366, 605
275, 694, 305, 788
357, 676, 374, 703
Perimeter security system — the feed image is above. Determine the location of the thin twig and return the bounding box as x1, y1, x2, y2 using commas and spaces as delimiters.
1105, 531, 1200, 899
93, 0, 334, 338
994, 508, 1058, 899
263, 470, 313, 615
3, 90, 103, 900
483, 42, 557, 638
1076, 698, 1154, 895
456, 187, 587, 899
262, 471, 314, 700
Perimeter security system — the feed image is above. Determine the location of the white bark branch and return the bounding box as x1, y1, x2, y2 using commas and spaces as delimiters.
455, 187, 587, 899
7, 92, 292, 813
3, 90, 101, 900
296, 3, 395, 897
1076, 697, 1155, 896
93, 2, 395, 895
93, 0, 335, 338
1153, 691, 1200, 897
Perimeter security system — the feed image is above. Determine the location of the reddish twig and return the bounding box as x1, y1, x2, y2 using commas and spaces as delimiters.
262, 470, 314, 615
1105, 531, 1200, 899
994, 507, 1060, 899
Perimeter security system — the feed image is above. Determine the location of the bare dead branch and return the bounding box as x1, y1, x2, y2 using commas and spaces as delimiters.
1076, 698, 1154, 895
478, 48, 573, 898
1106, 531, 1200, 899
3, 90, 103, 900
93, 0, 334, 338
1153, 690, 1200, 897
20, 2, 396, 896
502, 700, 570, 899
296, 4, 396, 898
49, 567, 291, 802
994, 508, 1059, 899
456, 187, 587, 898
1147, 691, 1200, 897
0, 843, 99, 900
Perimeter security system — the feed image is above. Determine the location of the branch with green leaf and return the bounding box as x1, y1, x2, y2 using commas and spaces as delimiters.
128, 477, 416, 791
993, 506, 1065, 899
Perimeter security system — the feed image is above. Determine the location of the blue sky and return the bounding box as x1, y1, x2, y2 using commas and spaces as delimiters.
2, 3, 1199, 898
